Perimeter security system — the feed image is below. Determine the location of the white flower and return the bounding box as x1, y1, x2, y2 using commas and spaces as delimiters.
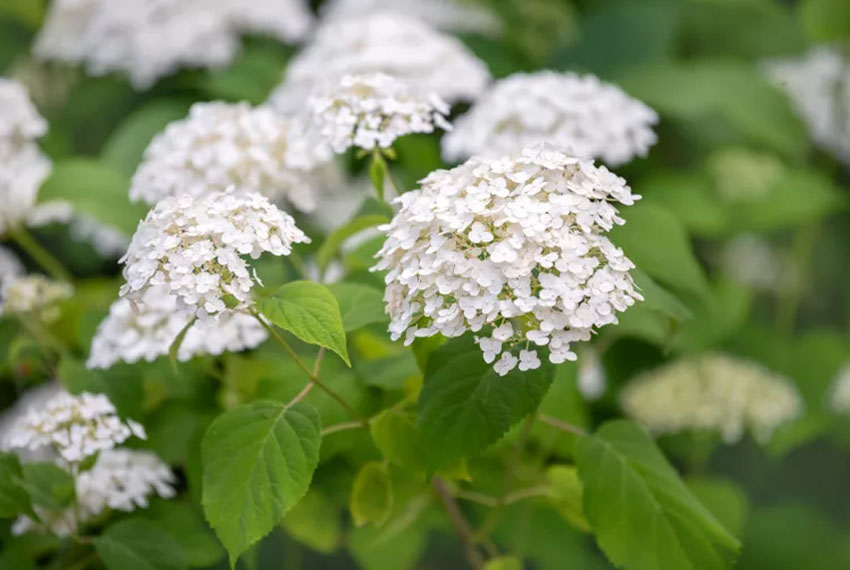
719, 234, 796, 293
518, 349, 541, 372
0, 246, 23, 286
12, 448, 175, 537
305, 73, 451, 154
0, 78, 47, 141
130, 102, 326, 212
34, 0, 313, 90
621, 354, 803, 444
269, 12, 491, 113
0, 142, 55, 236
69, 213, 130, 258
494, 351, 519, 375
76, 448, 175, 516
87, 284, 267, 369
0, 382, 64, 463
320, 0, 502, 35
829, 363, 850, 414
577, 347, 606, 400
0, 275, 72, 321
3, 391, 145, 463
119, 190, 309, 319
373, 145, 642, 376
443, 71, 658, 166
764, 46, 850, 166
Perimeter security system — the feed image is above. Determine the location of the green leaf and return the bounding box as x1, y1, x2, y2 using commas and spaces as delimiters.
369, 409, 426, 471
281, 489, 341, 554
38, 158, 148, 235
632, 269, 692, 322
0, 453, 34, 518
575, 420, 740, 570
418, 336, 554, 468
686, 477, 749, 538
94, 518, 188, 570
546, 465, 590, 532
17, 462, 74, 511
799, 0, 850, 42
610, 202, 708, 299
350, 461, 393, 527
168, 317, 196, 374
369, 153, 387, 202
201, 401, 321, 567
100, 100, 191, 175
257, 281, 350, 365
0, 0, 44, 29
329, 282, 389, 332
483, 556, 524, 570
317, 214, 389, 273
618, 61, 807, 158
142, 501, 225, 568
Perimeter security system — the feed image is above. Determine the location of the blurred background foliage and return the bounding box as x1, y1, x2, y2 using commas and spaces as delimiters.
2, 0, 850, 569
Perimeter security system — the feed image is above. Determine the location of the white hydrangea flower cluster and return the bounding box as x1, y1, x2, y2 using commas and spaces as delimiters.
0, 78, 57, 237
443, 71, 658, 166
0, 78, 48, 141
87, 284, 267, 369
621, 354, 803, 444
306, 73, 451, 154
828, 363, 850, 414
373, 146, 643, 376
764, 47, 850, 166
35, 0, 313, 89
0, 275, 73, 322
11, 449, 175, 537
0, 382, 63, 463
120, 190, 309, 319
269, 12, 491, 113
320, 0, 502, 35
130, 102, 324, 212
3, 391, 146, 463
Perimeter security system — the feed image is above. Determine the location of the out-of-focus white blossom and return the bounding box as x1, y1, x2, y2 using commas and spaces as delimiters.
0, 78, 47, 141
0, 275, 72, 321
12, 448, 175, 537
442, 71, 658, 166
120, 190, 309, 319
719, 234, 798, 293
373, 146, 642, 376
320, 0, 502, 35
707, 147, 785, 203
34, 0, 313, 90
0, 142, 54, 236
306, 73, 451, 154
0, 246, 24, 286
828, 363, 850, 414
130, 102, 324, 212
764, 47, 850, 166
621, 354, 803, 444
0, 382, 64, 463
3, 391, 145, 463
69, 214, 130, 258
577, 347, 606, 400
87, 284, 267, 369
269, 13, 491, 113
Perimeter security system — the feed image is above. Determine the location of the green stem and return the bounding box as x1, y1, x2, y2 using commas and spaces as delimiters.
10, 226, 72, 282
252, 312, 368, 426
776, 220, 820, 340
537, 414, 587, 436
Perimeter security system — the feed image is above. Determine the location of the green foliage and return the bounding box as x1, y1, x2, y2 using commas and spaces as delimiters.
94, 518, 188, 570
329, 282, 389, 332
545, 465, 590, 532
316, 214, 389, 274
369, 409, 426, 471
17, 462, 75, 511
281, 489, 341, 554
576, 421, 740, 570
418, 336, 554, 468
350, 461, 394, 527
484, 556, 524, 570
0, 452, 33, 518
201, 401, 321, 567
257, 281, 350, 365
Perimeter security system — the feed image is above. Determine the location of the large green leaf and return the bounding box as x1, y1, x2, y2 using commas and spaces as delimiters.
18, 462, 74, 511
610, 202, 708, 299
369, 409, 426, 471
575, 421, 740, 570
418, 336, 554, 468
201, 401, 321, 567
618, 61, 807, 158
257, 281, 350, 365
38, 158, 148, 235
0, 453, 33, 518
329, 282, 388, 332
94, 518, 187, 570
349, 461, 393, 527
281, 489, 341, 554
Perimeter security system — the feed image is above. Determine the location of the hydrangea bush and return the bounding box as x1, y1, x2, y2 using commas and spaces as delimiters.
2, 2, 850, 570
